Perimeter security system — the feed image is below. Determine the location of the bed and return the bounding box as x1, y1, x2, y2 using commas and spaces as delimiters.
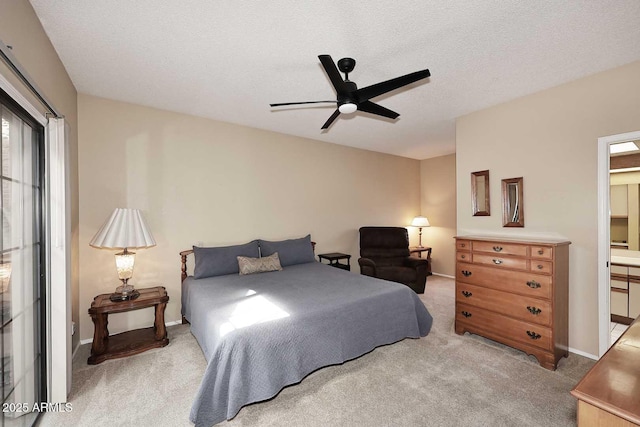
180, 237, 433, 427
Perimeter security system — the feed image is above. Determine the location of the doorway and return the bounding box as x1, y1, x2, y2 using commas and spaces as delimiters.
598, 130, 640, 357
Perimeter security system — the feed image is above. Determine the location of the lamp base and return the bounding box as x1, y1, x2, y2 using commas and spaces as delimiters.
109, 289, 140, 302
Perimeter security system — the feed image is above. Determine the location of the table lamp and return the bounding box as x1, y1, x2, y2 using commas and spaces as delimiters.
411, 216, 430, 248
90, 208, 156, 302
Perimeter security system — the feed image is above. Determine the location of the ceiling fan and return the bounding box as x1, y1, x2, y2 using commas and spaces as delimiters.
270, 55, 431, 130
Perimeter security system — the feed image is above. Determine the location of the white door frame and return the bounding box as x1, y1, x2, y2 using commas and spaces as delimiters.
597, 130, 640, 357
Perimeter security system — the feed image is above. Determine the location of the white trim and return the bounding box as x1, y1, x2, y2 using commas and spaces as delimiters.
0, 73, 46, 125
71, 342, 81, 360
568, 347, 598, 361
597, 130, 640, 358
432, 272, 455, 279
47, 118, 71, 402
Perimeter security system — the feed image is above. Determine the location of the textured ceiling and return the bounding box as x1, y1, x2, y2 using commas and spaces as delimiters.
28, 0, 640, 159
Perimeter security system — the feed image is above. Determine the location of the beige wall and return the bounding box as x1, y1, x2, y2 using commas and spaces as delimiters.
420, 154, 456, 276
0, 2, 80, 349
456, 60, 640, 356
78, 94, 421, 341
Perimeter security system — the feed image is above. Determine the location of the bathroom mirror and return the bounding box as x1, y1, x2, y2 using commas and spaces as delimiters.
502, 177, 524, 227
471, 170, 490, 216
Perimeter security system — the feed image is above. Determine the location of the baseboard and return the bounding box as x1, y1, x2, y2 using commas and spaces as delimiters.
72, 341, 82, 359
79, 319, 184, 345
568, 347, 598, 360
432, 272, 455, 279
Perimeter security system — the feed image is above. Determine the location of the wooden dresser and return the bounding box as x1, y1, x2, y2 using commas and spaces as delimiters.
455, 236, 571, 370
571, 316, 640, 426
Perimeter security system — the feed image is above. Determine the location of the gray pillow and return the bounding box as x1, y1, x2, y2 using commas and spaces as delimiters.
259, 235, 315, 267
193, 240, 260, 279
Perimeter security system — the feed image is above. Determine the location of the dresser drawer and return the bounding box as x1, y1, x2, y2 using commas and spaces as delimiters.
531, 246, 553, 260
456, 240, 471, 251
456, 252, 472, 262
457, 283, 551, 326
456, 303, 552, 351
473, 254, 528, 270
472, 241, 528, 257
530, 260, 552, 275
456, 262, 552, 299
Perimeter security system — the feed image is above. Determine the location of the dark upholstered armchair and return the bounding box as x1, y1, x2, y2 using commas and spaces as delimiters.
358, 227, 428, 294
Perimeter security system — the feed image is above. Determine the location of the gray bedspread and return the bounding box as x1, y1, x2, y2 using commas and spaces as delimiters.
182, 261, 432, 427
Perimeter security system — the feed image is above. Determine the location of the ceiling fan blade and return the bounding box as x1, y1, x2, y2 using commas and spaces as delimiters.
357, 101, 399, 119
270, 101, 336, 107
356, 69, 430, 102
318, 55, 349, 94
321, 109, 341, 130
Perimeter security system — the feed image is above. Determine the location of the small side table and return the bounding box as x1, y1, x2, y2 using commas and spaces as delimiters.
88, 286, 169, 365
410, 246, 433, 276
318, 252, 351, 271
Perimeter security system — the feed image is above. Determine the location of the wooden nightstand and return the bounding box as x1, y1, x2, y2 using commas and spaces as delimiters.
410, 246, 432, 276
318, 252, 351, 271
88, 286, 169, 365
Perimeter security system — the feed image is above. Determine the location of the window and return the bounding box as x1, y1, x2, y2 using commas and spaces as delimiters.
0, 89, 45, 427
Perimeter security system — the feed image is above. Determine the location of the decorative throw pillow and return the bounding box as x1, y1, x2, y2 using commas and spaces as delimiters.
238, 252, 283, 275
259, 234, 315, 267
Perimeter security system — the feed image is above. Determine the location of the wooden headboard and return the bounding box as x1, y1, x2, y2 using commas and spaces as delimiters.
180, 249, 194, 282
180, 241, 316, 283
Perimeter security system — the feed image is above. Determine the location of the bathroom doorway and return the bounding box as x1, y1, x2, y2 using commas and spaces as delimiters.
598, 130, 640, 356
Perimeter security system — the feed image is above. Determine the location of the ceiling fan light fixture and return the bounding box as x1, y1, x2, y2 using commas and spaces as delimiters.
338, 102, 357, 114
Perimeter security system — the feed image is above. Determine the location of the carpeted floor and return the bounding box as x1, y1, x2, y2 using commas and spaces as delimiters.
39, 276, 594, 427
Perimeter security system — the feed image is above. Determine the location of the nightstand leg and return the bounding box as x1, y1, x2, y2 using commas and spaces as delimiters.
91, 313, 109, 356
154, 302, 167, 340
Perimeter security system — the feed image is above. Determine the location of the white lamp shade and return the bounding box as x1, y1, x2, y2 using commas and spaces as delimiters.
90, 208, 156, 249
411, 216, 430, 227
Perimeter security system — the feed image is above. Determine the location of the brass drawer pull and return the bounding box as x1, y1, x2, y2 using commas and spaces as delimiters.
526, 280, 541, 289
460, 254, 466, 259
526, 331, 541, 340
527, 306, 542, 315
461, 311, 472, 318
538, 249, 544, 255
493, 259, 503, 265
461, 291, 472, 298
493, 246, 503, 252
462, 270, 472, 277
537, 264, 543, 270
460, 243, 466, 248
